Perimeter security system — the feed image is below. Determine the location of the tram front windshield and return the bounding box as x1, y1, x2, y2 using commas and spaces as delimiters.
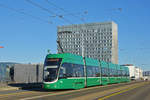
44, 58, 61, 82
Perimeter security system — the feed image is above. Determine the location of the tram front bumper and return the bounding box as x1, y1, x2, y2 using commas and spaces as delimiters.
43, 83, 58, 89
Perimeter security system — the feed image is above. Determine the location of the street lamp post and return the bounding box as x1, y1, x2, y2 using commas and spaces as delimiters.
81, 31, 87, 87
0, 46, 4, 62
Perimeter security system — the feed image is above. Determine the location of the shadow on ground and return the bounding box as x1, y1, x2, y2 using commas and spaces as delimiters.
7, 83, 72, 92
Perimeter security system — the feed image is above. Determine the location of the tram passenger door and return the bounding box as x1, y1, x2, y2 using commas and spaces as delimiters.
72, 64, 85, 89
59, 63, 85, 89
59, 63, 75, 89
86, 66, 101, 87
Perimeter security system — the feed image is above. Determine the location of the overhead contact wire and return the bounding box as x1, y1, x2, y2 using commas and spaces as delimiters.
26, 0, 73, 24
0, 3, 52, 24
45, 0, 86, 23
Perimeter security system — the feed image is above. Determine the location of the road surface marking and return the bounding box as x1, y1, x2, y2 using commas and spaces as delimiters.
98, 82, 149, 100
0, 91, 37, 98
20, 85, 110, 100
21, 82, 144, 100
70, 82, 147, 100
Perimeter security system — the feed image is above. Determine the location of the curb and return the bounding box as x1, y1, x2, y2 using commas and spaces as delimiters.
0, 87, 20, 91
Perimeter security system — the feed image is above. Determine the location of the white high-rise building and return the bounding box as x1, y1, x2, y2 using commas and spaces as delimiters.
123, 64, 143, 80
57, 21, 118, 64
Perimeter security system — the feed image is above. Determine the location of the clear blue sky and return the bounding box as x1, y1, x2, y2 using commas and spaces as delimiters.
0, 0, 149, 70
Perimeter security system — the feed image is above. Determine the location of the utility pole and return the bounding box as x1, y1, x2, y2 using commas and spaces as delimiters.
82, 32, 85, 57
0, 46, 4, 62
57, 40, 64, 53
81, 31, 87, 87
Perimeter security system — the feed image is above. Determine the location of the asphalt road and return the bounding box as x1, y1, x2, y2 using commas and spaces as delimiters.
0, 81, 149, 100
99, 81, 150, 100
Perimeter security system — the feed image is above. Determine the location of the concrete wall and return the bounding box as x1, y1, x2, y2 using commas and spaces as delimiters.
14, 64, 43, 83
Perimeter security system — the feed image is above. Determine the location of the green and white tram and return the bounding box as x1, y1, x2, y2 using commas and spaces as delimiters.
43, 53, 130, 90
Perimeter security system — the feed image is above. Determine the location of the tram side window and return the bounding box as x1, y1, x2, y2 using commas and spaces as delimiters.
102, 67, 108, 77
111, 69, 115, 77
87, 66, 93, 77
125, 71, 127, 77
118, 70, 122, 77
95, 67, 100, 77
72, 64, 84, 77
125, 70, 129, 77
123, 70, 126, 77
117, 70, 120, 77
109, 68, 113, 77
101, 67, 105, 77
128, 72, 130, 76
127, 71, 129, 77
87, 66, 100, 77
59, 63, 84, 78
59, 63, 73, 78
122, 70, 124, 77
120, 70, 122, 77
115, 69, 118, 77
112, 69, 117, 77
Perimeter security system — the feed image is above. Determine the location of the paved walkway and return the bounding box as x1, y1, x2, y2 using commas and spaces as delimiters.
0, 83, 20, 91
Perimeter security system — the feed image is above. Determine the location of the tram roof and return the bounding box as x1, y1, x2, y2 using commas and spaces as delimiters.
46, 53, 129, 70
46, 53, 83, 59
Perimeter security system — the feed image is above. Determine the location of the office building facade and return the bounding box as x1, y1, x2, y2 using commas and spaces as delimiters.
57, 21, 118, 64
